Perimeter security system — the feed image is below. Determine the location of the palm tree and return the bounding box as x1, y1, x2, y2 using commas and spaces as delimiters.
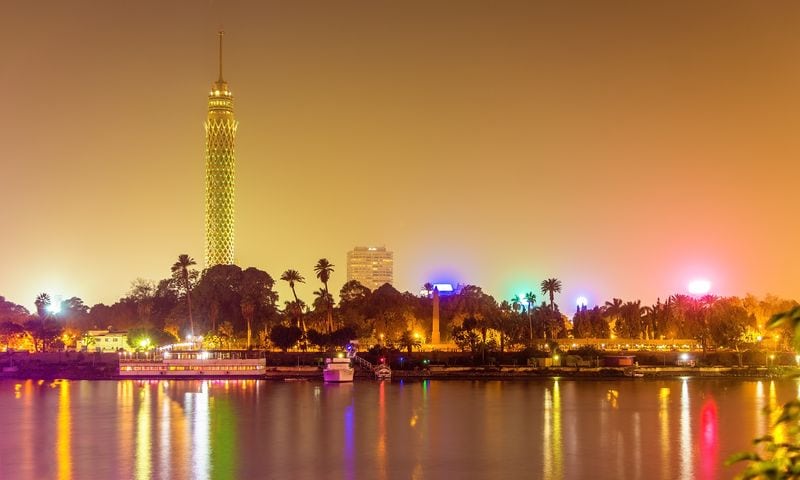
314, 258, 335, 334
524, 291, 537, 343
540, 278, 562, 311
171, 254, 196, 338
510, 294, 522, 313
604, 298, 624, 338
281, 269, 306, 329
34, 293, 51, 352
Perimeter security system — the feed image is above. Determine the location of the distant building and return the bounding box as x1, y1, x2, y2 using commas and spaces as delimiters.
83, 330, 133, 353
347, 246, 393, 290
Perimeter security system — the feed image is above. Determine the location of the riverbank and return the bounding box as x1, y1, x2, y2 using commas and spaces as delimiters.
1, 364, 793, 381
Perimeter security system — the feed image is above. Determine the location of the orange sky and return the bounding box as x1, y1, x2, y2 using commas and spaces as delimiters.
2, 1, 799, 311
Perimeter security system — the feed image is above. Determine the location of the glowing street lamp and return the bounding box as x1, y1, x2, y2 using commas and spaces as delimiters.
576, 296, 588, 309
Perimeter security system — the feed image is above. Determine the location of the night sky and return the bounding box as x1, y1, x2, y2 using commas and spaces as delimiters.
3, 1, 799, 310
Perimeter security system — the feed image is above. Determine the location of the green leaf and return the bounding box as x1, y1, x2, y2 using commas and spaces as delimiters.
725, 452, 763, 465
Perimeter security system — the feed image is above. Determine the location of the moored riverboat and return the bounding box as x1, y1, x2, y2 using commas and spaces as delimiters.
119, 349, 266, 378
323, 356, 354, 383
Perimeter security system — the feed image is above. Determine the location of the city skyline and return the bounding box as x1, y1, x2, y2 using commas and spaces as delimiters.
3, 1, 800, 311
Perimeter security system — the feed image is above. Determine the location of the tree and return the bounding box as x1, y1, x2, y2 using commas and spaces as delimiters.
524, 291, 537, 343
128, 279, 155, 327
603, 298, 624, 337
269, 324, 302, 352
0, 297, 30, 324
238, 267, 279, 349
314, 258, 335, 334
280, 269, 305, 329
34, 293, 51, 352
540, 278, 562, 311
171, 254, 197, 337
397, 330, 422, 354
127, 328, 177, 350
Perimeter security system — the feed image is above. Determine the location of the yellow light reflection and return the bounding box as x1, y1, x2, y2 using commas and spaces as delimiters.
57, 380, 71, 480
769, 381, 786, 444
659, 387, 671, 480
606, 389, 619, 409
679, 379, 693, 479
755, 381, 765, 440
118, 381, 134, 476
159, 382, 172, 479
135, 384, 152, 480
543, 386, 552, 479
543, 381, 563, 479
553, 380, 562, 480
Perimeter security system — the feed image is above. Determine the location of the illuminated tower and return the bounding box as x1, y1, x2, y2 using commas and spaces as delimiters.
205, 31, 238, 266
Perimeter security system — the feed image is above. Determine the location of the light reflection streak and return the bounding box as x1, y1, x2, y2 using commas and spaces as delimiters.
543, 381, 562, 479
553, 380, 562, 480
57, 380, 71, 480
377, 380, 387, 480
632, 412, 641, 479
186, 381, 210, 480
543, 387, 552, 479
159, 382, 171, 479
700, 396, 719, 479
118, 381, 134, 476
659, 387, 670, 480
344, 403, 355, 480
755, 381, 765, 440
679, 379, 693, 479
135, 383, 152, 480
769, 381, 785, 444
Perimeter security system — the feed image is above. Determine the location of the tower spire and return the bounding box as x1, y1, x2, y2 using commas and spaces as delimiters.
217, 31, 225, 83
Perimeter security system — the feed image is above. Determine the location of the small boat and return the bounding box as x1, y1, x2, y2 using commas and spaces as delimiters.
323, 356, 354, 383
374, 364, 392, 381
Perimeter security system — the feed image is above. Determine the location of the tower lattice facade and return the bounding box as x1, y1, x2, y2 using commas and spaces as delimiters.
205, 31, 238, 267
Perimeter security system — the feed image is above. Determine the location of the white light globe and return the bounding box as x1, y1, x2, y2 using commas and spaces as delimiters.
687, 279, 711, 295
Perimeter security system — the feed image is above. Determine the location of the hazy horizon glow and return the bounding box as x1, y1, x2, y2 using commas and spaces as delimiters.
3, 1, 800, 311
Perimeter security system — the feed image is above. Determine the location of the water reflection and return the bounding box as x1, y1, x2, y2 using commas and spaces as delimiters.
700, 395, 719, 479
186, 381, 210, 480
377, 380, 387, 480
680, 379, 693, 479
543, 380, 563, 479
135, 383, 151, 480
3, 378, 799, 479
57, 380, 71, 480
755, 380, 765, 439
118, 381, 134, 476
659, 387, 670, 480
159, 383, 171, 479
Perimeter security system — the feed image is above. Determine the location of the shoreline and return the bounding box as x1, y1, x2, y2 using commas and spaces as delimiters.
0, 365, 791, 382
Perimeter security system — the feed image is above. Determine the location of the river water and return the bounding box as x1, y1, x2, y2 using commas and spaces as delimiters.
0, 377, 793, 479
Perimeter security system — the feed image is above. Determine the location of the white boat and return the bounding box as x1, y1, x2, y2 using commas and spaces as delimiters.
323, 357, 354, 382
119, 349, 266, 377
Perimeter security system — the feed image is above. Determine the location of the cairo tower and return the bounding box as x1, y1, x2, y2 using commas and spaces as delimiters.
204, 32, 238, 266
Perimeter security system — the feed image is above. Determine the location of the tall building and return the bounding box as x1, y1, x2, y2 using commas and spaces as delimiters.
204, 31, 238, 267
346, 246, 394, 290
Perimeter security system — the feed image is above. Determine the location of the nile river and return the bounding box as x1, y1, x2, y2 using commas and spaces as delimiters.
0, 377, 794, 479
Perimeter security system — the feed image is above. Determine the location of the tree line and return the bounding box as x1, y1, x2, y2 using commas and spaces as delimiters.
0, 254, 797, 353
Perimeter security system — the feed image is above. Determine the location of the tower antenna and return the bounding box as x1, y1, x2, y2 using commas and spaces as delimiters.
218, 31, 224, 83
